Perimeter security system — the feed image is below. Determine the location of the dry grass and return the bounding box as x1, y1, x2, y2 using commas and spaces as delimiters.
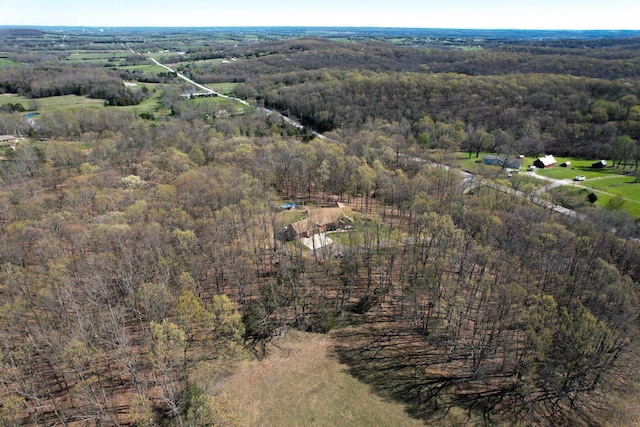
0, 93, 105, 110
223, 330, 426, 426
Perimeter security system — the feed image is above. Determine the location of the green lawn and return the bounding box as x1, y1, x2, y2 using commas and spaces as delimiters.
0, 88, 163, 116
0, 57, 19, 67
583, 176, 636, 189
118, 64, 169, 75
112, 90, 165, 115
329, 215, 403, 247
188, 96, 249, 114
279, 209, 308, 225
204, 82, 240, 96
456, 152, 640, 217
535, 158, 621, 179
329, 229, 364, 246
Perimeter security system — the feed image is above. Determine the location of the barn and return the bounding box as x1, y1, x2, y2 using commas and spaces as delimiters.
533, 155, 557, 169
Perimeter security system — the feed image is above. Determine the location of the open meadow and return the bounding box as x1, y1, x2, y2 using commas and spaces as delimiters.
457, 152, 640, 217
224, 331, 430, 427
0, 93, 105, 110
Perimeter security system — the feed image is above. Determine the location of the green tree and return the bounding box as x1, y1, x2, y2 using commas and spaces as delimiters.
1, 393, 26, 427
606, 196, 626, 210
148, 320, 188, 422
357, 161, 377, 212
128, 394, 156, 427
186, 391, 242, 427
611, 135, 635, 168
175, 289, 208, 350
520, 294, 620, 415
209, 294, 245, 357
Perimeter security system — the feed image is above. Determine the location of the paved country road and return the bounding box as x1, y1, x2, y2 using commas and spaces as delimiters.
147, 55, 329, 139
149, 58, 250, 106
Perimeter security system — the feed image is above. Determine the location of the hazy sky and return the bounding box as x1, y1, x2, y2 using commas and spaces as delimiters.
2, 0, 639, 30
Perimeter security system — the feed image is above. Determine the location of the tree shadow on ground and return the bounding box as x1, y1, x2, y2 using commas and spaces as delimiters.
329, 320, 602, 427
329, 322, 500, 426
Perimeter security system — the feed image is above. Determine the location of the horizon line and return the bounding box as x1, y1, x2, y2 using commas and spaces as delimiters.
2, 25, 640, 32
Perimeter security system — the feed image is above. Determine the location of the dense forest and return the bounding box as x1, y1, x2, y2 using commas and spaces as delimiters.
208, 38, 640, 159
1, 28, 640, 426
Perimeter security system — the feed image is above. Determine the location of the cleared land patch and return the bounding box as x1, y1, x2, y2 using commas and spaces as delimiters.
0, 93, 105, 110
223, 331, 426, 427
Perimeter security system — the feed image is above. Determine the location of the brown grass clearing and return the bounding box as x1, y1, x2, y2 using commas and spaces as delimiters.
223, 330, 427, 426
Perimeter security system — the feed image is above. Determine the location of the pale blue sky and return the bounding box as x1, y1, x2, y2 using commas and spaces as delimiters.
2, 0, 639, 30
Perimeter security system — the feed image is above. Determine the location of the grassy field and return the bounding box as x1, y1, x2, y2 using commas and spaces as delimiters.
118, 64, 170, 75
64, 51, 129, 63
457, 152, 640, 217
0, 82, 243, 118
189, 96, 249, 114
524, 157, 640, 215
575, 176, 640, 216
205, 82, 241, 96
0, 57, 19, 67
0, 93, 105, 110
223, 331, 427, 427
0, 83, 168, 115
113, 91, 165, 115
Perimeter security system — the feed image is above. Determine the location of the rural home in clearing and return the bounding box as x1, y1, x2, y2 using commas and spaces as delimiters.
287, 218, 315, 239
285, 206, 353, 240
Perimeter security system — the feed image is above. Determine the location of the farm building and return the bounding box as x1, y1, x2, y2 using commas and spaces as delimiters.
533, 155, 557, 169
560, 161, 571, 167
482, 154, 524, 169
592, 159, 607, 168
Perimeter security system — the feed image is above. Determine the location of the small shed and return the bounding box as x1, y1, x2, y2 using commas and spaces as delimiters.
533, 155, 557, 169
560, 161, 571, 167
591, 159, 607, 168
